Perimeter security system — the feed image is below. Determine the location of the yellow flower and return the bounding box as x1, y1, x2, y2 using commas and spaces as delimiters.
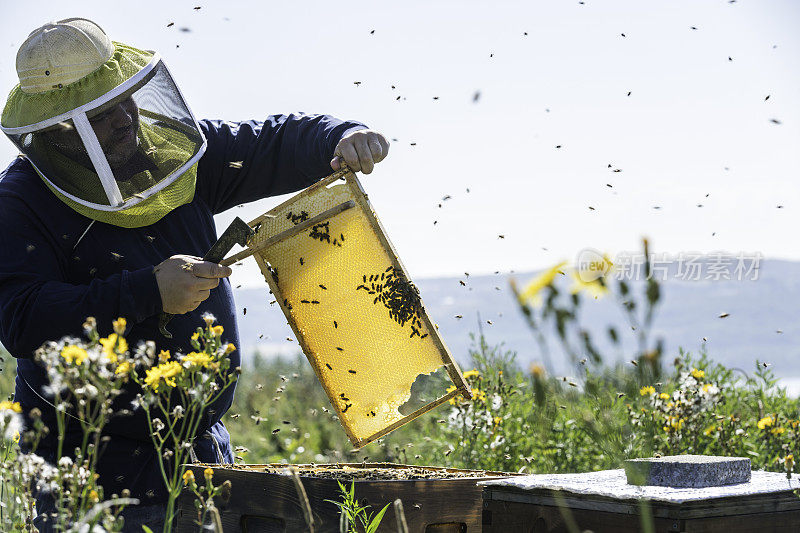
204, 467, 214, 481
462, 369, 480, 380
472, 388, 487, 403
183, 352, 213, 368
771, 427, 785, 436
211, 325, 224, 337
690, 368, 705, 380
61, 345, 88, 366
639, 386, 655, 396
99, 334, 128, 363
112, 317, 127, 335
530, 363, 545, 379
224, 343, 236, 355
569, 270, 610, 299
144, 361, 183, 392
493, 416, 502, 426
704, 425, 716, 436
516, 261, 567, 307
115, 361, 131, 376
158, 350, 171, 362
659, 393, 670, 400
786, 454, 794, 472
182, 470, 195, 486
12, 431, 20, 443
0, 401, 22, 413
757, 416, 774, 430
88, 490, 99, 503
446, 385, 457, 405
191, 331, 200, 342
702, 383, 712, 393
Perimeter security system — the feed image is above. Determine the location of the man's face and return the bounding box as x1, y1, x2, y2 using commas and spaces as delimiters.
46, 96, 140, 171
88, 96, 140, 169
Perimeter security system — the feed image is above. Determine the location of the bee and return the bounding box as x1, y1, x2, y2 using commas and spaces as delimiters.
26, 244, 35, 253
455, 315, 463, 319
333, 321, 338, 328
326, 363, 332, 370
230, 413, 241, 419
286, 337, 294, 342
300, 257, 304, 265
718, 313, 730, 318
336, 347, 344, 351
348, 370, 357, 374
228, 161, 243, 169
459, 281, 466, 286
498, 235, 505, 239
486, 320, 493, 325
282, 420, 291, 424
272, 428, 281, 434
256, 384, 263, 390
110, 252, 123, 261
243, 308, 247, 315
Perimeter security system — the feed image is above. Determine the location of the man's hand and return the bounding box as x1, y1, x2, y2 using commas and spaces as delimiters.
154, 255, 232, 315
330, 129, 390, 174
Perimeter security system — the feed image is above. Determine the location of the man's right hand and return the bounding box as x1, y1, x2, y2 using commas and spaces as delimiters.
153, 255, 233, 315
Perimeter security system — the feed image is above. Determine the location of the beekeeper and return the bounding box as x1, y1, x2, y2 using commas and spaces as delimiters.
0, 17, 389, 531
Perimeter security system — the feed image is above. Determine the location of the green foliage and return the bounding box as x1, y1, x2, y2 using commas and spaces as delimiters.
325, 481, 389, 533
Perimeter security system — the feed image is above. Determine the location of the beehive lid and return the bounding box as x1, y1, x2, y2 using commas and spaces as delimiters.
243, 168, 470, 448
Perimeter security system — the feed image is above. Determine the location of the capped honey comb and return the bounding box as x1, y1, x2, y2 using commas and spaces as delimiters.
245, 168, 470, 447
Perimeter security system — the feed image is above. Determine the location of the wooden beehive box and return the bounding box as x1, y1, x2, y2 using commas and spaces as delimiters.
174, 463, 519, 532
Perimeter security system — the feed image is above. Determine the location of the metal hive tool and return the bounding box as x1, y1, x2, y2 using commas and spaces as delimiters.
223, 167, 471, 448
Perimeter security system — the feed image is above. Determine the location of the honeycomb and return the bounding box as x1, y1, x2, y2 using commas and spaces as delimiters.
246, 171, 467, 447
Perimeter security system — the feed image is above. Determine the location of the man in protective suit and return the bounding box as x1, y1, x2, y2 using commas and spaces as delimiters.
0, 17, 389, 531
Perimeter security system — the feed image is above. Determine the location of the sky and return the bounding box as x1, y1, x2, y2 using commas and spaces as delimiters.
1, 0, 798, 287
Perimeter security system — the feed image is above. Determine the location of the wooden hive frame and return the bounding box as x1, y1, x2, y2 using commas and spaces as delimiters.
222, 167, 471, 448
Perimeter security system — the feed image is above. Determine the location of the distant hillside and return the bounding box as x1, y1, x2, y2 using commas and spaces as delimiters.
233, 259, 800, 380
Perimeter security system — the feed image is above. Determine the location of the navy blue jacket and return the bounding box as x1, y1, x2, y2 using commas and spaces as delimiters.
0, 114, 365, 503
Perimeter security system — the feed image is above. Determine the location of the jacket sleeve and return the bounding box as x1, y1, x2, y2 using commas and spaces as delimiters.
195, 114, 367, 214
0, 196, 162, 359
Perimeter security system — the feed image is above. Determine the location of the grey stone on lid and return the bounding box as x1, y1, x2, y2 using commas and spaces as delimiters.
624, 455, 750, 488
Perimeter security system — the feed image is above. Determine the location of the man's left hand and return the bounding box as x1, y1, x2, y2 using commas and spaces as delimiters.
330, 129, 389, 174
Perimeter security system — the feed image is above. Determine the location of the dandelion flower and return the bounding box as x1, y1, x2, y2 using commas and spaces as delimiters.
516, 261, 567, 307
0, 401, 22, 413
115, 361, 131, 376
144, 361, 183, 392
690, 368, 705, 380
463, 369, 480, 379
112, 317, 127, 335
757, 416, 774, 430
183, 352, 213, 368
61, 345, 88, 366
569, 270, 610, 299
639, 386, 655, 396
659, 393, 670, 400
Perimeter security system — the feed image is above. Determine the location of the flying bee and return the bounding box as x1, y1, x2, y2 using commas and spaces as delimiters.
256, 384, 263, 390
272, 428, 281, 434
230, 413, 241, 419
228, 161, 243, 169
